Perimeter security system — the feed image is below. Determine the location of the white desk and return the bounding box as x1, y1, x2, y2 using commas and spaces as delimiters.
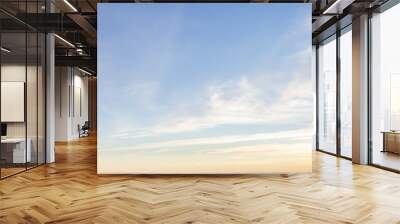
1, 138, 31, 163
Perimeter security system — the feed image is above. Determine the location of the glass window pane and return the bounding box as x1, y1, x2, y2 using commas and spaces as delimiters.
1, 32, 27, 178
27, 31, 38, 169
26, 0, 39, 169
318, 36, 337, 154
0, 1, 46, 179
38, 33, 46, 165
312, 45, 317, 150
340, 28, 352, 158
371, 4, 400, 171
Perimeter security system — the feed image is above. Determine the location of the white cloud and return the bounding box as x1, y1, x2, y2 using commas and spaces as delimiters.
108, 56, 313, 140
207, 142, 310, 155
149, 74, 313, 135
103, 127, 312, 152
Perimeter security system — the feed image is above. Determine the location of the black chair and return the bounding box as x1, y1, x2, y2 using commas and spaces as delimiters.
79, 121, 90, 138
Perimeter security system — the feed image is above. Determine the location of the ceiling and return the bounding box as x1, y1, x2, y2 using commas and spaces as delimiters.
0, 0, 391, 75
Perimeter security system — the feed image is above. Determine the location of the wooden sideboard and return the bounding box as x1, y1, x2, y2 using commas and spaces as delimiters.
382, 131, 400, 154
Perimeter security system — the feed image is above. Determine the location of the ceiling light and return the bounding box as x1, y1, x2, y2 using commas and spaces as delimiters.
1, 47, 11, 53
54, 34, 75, 48
63, 0, 78, 12
76, 48, 85, 55
78, 67, 93, 76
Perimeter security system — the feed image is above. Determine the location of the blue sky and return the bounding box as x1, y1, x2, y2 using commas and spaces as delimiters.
98, 4, 312, 173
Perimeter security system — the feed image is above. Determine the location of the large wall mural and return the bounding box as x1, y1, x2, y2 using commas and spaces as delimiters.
98, 4, 312, 174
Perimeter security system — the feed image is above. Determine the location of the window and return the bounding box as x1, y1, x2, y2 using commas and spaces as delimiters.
339, 27, 352, 158
317, 35, 337, 154
0, 2, 46, 179
370, 3, 400, 171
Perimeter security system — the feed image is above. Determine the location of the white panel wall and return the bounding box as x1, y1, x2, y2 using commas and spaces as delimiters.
55, 67, 89, 141
55, 67, 70, 141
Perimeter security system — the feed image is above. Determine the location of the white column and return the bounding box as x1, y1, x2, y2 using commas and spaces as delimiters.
352, 14, 369, 164
46, 32, 55, 163
45, 0, 56, 163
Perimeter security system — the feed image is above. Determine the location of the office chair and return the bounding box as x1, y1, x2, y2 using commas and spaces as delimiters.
79, 121, 90, 138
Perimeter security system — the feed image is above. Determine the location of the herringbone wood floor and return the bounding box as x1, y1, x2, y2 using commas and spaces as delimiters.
1, 135, 400, 224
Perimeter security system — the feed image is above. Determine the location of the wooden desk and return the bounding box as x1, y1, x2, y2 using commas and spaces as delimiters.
382, 131, 400, 154
1, 138, 31, 164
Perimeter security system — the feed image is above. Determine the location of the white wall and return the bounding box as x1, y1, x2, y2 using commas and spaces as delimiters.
55, 67, 89, 141
55, 67, 70, 141
71, 73, 89, 138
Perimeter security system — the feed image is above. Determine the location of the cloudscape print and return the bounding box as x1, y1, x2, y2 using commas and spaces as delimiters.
98, 4, 312, 174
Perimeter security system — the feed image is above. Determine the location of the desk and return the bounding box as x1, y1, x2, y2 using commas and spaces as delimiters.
1, 138, 31, 163
382, 131, 400, 154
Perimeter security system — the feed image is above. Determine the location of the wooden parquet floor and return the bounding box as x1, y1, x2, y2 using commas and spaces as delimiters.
1, 135, 400, 224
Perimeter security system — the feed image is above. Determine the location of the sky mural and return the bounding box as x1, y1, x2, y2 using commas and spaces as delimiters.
98, 4, 312, 174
